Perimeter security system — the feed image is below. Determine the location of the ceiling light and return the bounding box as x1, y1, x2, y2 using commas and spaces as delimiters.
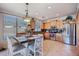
48, 6, 52, 9
24, 3, 32, 23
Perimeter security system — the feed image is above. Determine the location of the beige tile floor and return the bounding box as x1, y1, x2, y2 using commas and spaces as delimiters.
43, 40, 79, 56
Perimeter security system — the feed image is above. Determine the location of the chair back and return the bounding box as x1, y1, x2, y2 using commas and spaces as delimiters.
6, 35, 13, 56
34, 35, 43, 55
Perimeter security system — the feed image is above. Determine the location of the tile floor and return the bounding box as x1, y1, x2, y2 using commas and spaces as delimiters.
43, 40, 79, 56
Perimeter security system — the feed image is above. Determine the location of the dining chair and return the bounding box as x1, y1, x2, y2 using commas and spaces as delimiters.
6, 35, 27, 56
28, 35, 43, 56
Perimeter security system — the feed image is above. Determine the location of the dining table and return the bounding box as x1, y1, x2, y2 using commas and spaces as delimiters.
12, 34, 43, 45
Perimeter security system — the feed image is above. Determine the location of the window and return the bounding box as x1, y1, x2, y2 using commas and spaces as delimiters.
4, 15, 16, 36
17, 18, 27, 33
4, 15, 27, 36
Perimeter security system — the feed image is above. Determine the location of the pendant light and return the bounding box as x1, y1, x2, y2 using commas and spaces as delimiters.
24, 3, 31, 23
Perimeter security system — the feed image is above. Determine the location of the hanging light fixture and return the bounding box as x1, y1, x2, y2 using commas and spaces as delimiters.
24, 3, 31, 23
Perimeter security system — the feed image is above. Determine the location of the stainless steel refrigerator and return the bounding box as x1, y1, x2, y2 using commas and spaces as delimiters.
63, 23, 76, 45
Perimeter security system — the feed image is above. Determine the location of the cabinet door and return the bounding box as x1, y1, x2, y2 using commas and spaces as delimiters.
44, 32, 50, 39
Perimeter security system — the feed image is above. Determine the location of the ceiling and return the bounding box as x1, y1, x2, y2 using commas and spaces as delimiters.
0, 3, 78, 20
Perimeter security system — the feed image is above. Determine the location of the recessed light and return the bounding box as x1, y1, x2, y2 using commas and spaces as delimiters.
48, 6, 52, 9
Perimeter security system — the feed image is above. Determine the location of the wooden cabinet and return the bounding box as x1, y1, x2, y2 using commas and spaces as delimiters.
44, 32, 50, 39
